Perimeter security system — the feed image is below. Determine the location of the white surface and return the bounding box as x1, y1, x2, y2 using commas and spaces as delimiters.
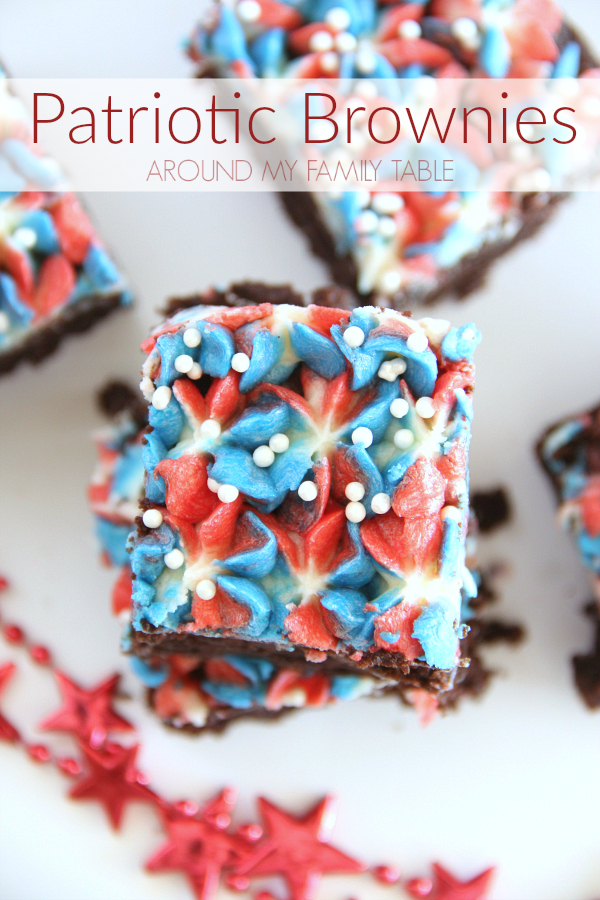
0, 3, 600, 899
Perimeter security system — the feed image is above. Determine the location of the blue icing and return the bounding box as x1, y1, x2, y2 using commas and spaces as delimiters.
95, 518, 131, 567
289, 322, 346, 380
210, 446, 279, 503
553, 41, 581, 78
438, 517, 461, 580
240, 327, 283, 392
210, 3, 254, 67
329, 523, 375, 587
0, 273, 34, 326
130, 656, 168, 688
112, 443, 144, 499
148, 395, 184, 448
480, 25, 510, 77
198, 321, 235, 377
155, 333, 188, 387
83, 244, 123, 290
228, 399, 290, 448
142, 431, 167, 503
250, 27, 287, 76
1, 139, 63, 189
337, 444, 384, 515
412, 602, 458, 669
130, 523, 175, 582
363, 332, 438, 399
330, 675, 367, 700
269, 443, 314, 493
223, 655, 274, 683
222, 512, 278, 578
216, 575, 272, 636
21, 209, 59, 254
441, 324, 482, 362
201, 680, 266, 709
132, 579, 158, 629
344, 378, 397, 444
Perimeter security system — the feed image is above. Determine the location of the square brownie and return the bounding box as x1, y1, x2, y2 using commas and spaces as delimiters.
92, 368, 522, 734
0, 70, 130, 375
538, 404, 600, 709
128, 283, 482, 694
187, 0, 599, 307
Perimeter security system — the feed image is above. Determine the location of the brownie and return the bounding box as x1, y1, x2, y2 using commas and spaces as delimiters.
129, 287, 483, 694
537, 403, 600, 709
187, 1, 599, 308
0, 70, 130, 376
92, 375, 522, 734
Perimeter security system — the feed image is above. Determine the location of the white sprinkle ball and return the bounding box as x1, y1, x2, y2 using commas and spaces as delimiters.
378, 361, 397, 382
231, 352, 250, 373
253, 445, 275, 468
309, 30, 334, 52
196, 579, 217, 600
298, 481, 318, 502
164, 548, 184, 569
188, 362, 203, 380
371, 193, 404, 215
371, 492, 392, 515
462, 327, 476, 341
345, 501, 366, 523
151, 385, 172, 410
351, 426, 373, 448
13, 227, 37, 249
269, 433, 290, 453
406, 331, 429, 353
200, 418, 222, 439
335, 31, 357, 52
183, 328, 202, 348
320, 51, 340, 73
391, 358, 407, 375
218, 484, 240, 504
142, 509, 163, 529
354, 210, 379, 234
0, 312, 10, 334
345, 481, 365, 502
207, 478, 220, 493
377, 216, 397, 238
394, 428, 414, 450
237, 0, 261, 22
415, 397, 435, 419
325, 6, 351, 31
355, 48, 376, 75
398, 19, 421, 39
441, 505, 462, 523
343, 325, 366, 347
174, 354, 194, 374
390, 398, 409, 418
451, 17, 480, 48
140, 376, 155, 402
376, 269, 402, 295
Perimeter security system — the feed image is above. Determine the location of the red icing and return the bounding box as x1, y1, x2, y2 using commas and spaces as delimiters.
284, 601, 337, 652
374, 602, 423, 658
111, 567, 133, 616
50, 195, 94, 264
192, 584, 252, 632
578, 475, 600, 538
206, 371, 243, 422
33, 254, 76, 318
361, 512, 442, 574
392, 458, 446, 519
155, 455, 217, 523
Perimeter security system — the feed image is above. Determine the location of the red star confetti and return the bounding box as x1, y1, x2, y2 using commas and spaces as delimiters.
406, 863, 496, 900
236, 795, 366, 900
0, 661, 20, 743
146, 789, 250, 900
69, 741, 157, 829
39, 671, 133, 746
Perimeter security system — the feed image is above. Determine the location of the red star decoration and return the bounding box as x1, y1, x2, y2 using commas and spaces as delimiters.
0, 661, 20, 743
146, 789, 249, 900
419, 863, 496, 900
69, 741, 157, 829
39, 671, 133, 745
236, 795, 366, 900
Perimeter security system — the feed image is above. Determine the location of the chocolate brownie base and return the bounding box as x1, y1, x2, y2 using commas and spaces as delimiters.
146, 572, 523, 735
573, 601, 600, 710
0, 289, 126, 377
537, 408, 600, 709
279, 191, 567, 309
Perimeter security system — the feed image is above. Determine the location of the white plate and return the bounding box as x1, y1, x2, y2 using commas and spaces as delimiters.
0, 2, 599, 898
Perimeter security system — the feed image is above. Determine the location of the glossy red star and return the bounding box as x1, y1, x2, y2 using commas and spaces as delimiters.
146, 789, 250, 900
407, 863, 496, 900
236, 795, 366, 900
0, 661, 20, 743
69, 741, 157, 829
39, 671, 133, 745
